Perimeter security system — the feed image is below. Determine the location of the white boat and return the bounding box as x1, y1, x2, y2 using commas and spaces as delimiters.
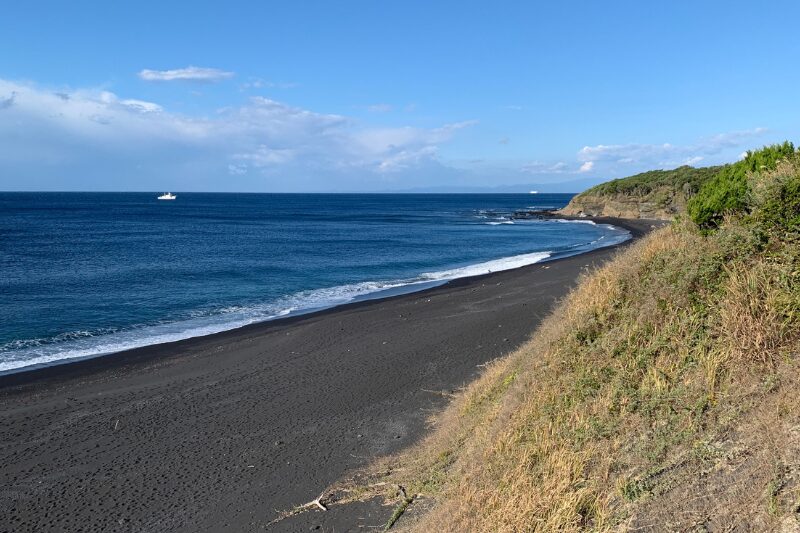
529, 190, 539, 194
157, 192, 176, 200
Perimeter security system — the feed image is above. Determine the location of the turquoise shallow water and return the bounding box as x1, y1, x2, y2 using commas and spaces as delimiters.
0, 193, 629, 372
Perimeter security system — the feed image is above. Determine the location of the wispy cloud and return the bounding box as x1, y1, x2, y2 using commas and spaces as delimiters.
240, 78, 298, 90
577, 128, 768, 168
521, 161, 569, 174
350, 120, 477, 173
0, 79, 474, 190
233, 145, 296, 167
138, 66, 234, 82
517, 128, 768, 179
366, 103, 392, 113
227, 163, 247, 176
118, 98, 163, 114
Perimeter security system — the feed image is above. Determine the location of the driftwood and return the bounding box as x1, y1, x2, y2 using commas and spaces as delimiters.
300, 492, 328, 511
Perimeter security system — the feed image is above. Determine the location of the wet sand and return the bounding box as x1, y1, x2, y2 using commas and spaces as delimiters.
0, 217, 661, 532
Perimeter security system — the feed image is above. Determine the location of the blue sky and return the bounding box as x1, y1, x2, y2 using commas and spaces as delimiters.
1, 0, 798, 192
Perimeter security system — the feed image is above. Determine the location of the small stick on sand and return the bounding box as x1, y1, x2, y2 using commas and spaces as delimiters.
267, 489, 334, 525
302, 493, 327, 511
421, 389, 456, 398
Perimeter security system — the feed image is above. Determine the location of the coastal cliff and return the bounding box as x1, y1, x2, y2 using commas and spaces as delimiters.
559, 165, 721, 219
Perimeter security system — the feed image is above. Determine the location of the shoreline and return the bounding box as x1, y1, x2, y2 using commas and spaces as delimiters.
0, 215, 639, 385
0, 217, 662, 532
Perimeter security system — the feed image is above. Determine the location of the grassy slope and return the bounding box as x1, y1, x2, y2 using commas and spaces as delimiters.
367, 152, 800, 531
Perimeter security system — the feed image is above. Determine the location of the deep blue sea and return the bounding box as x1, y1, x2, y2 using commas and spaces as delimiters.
0, 193, 629, 373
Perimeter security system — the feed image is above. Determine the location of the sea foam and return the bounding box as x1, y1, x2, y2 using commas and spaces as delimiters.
0, 250, 553, 373
554, 218, 597, 225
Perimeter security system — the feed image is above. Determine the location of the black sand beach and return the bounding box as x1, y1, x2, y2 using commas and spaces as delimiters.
0, 218, 660, 532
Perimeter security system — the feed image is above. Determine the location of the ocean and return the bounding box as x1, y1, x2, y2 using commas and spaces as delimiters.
0, 192, 629, 373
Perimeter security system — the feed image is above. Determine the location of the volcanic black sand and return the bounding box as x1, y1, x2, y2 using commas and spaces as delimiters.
0, 217, 661, 532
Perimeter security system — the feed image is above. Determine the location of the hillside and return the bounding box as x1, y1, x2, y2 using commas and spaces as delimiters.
560, 165, 722, 219
331, 144, 800, 531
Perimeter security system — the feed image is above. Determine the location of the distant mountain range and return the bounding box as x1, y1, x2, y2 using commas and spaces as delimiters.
391, 177, 603, 194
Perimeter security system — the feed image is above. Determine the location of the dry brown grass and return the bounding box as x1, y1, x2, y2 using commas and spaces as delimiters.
717, 259, 796, 364
371, 215, 800, 532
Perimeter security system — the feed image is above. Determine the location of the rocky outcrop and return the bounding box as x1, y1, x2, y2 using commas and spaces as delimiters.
559, 190, 690, 220
558, 165, 722, 220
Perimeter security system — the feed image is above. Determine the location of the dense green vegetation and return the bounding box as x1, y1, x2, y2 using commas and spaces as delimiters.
582, 165, 721, 199
688, 141, 797, 227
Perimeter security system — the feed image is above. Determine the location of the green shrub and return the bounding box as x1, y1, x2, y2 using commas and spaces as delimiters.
756, 167, 800, 232
584, 165, 720, 198
688, 142, 796, 228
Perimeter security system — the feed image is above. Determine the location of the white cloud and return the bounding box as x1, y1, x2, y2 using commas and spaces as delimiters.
234, 145, 296, 166
0, 79, 474, 190
349, 120, 477, 173
120, 99, 163, 114
377, 146, 438, 172
228, 164, 248, 175
0, 82, 205, 147
138, 66, 234, 82
521, 161, 569, 174
578, 128, 768, 168
431, 120, 478, 140
578, 143, 674, 164
366, 103, 392, 113
707, 128, 768, 148
516, 128, 767, 181
240, 78, 298, 90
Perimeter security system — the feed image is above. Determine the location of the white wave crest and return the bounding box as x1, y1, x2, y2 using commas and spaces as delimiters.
554, 218, 597, 225
0, 250, 553, 373
419, 251, 551, 281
